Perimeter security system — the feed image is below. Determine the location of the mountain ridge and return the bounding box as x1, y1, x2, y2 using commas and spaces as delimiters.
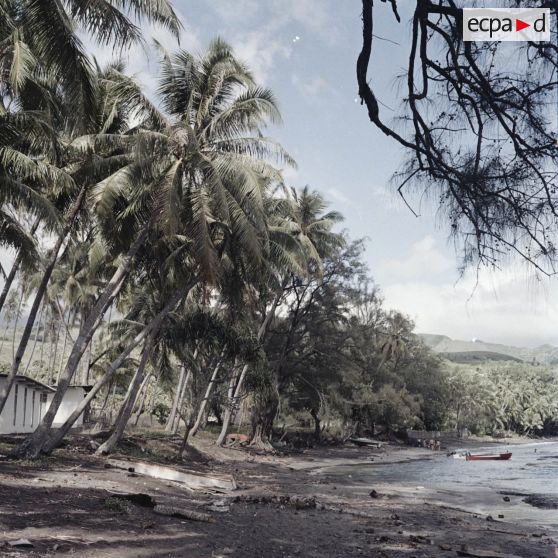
418, 333, 558, 365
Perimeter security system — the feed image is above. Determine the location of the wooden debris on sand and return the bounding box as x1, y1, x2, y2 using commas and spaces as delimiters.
106, 459, 237, 491
153, 505, 213, 522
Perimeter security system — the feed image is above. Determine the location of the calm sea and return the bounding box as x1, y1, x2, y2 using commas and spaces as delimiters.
327, 441, 558, 533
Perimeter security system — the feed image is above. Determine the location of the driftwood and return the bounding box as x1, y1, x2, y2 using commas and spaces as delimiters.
104, 490, 214, 523
153, 505, 213, 522
106, 459, 236, 491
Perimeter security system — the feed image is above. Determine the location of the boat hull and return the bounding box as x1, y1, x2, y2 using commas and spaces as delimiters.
466, 452, 512, 461
348, 437, 382, 448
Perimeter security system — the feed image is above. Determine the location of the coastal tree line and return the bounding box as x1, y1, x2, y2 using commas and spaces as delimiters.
1, 0, 557, 459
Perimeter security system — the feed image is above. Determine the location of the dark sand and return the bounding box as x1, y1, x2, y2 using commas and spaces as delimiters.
0, 433, 556, 557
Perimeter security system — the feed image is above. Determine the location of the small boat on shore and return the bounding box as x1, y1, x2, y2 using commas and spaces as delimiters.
348, 437, 383, 448
466, 452, 512, 461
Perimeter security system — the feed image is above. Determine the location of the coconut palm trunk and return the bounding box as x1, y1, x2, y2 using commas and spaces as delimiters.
23, 282, 194, 457
97, 331, 156, 455
12, 222, 153, 456
0, 185, 87, 416
189, 350, 226, 438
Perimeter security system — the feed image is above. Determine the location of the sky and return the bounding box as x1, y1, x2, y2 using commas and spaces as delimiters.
13, 0, 558, 347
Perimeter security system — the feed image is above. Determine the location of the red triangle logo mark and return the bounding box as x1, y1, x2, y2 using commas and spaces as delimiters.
516, 19, 530, 32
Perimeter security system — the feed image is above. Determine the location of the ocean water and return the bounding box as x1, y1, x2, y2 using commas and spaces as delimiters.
328, 442, 558, 533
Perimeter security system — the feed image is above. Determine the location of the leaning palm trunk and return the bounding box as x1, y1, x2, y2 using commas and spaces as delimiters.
188, 351, 226, 438
25, 282, 194, 457
97, 331, 156, 455
0, 185, 87, 416
12, 222, 153, 457
0, 218, 40, 317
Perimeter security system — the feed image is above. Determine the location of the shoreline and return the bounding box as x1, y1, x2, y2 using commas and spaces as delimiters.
0, 434, 556, 557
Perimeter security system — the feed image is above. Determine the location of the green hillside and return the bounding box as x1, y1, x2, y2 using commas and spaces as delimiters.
419, 333, 558, 365
439, 350, 523, 364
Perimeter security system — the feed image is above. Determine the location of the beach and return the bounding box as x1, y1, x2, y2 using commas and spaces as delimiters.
0, 434, 557, 557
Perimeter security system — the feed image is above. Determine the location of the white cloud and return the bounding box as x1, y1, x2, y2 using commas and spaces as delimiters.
232, 31, 292, 82
327, 187, 352, 206
207, 0, 261, 24
270, 0, 341, 42
292, 75, 329, 99
380, 250, 558, 347
218, 0, 340, 84
378, 235, 453, 282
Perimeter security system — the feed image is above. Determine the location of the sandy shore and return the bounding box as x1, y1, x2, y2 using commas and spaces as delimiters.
0, 434, 556, 557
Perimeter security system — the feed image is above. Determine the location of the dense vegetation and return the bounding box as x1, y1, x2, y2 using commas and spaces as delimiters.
0, 0, 556, 459
445, 364, 558, 437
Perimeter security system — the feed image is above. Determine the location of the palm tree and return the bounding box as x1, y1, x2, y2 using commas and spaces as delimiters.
17, 40, 294, 457
0, 60, 156, 419
0, 0, 181, 315
377, 312, 411, 373
0, 0, 180, 120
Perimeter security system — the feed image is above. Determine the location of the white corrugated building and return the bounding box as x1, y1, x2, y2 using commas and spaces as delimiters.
0, 375, 89, 435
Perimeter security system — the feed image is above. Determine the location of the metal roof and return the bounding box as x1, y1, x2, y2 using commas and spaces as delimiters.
0, 374, 55, 392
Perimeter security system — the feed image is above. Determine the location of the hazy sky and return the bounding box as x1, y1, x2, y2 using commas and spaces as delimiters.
22, 1, 558, 347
